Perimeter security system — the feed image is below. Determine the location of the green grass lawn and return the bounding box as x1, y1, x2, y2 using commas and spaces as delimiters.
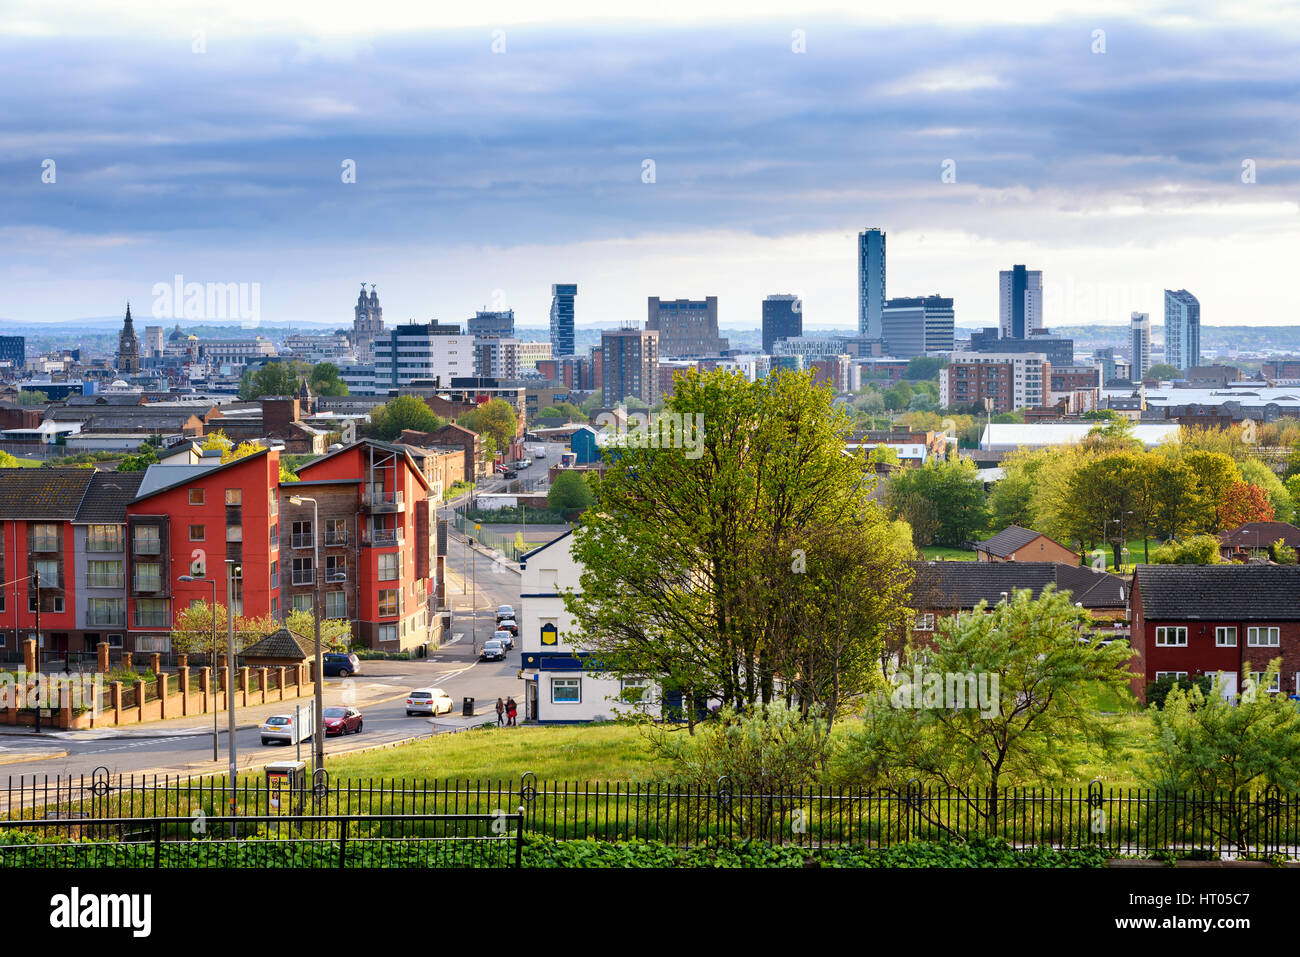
919, 546, 977, 561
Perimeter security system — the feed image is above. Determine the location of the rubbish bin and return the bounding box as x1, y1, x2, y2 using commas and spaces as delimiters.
462, 696, 475, 717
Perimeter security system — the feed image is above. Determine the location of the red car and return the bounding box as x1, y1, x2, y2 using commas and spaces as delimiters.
322, 706, 363, 736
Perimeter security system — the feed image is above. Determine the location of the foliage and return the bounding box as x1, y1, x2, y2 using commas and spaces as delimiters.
1149, 535, 1221, 565
1145, 363, 1181, 380
644, 701, 828, 793
904, 356, 947, 380
839, 587, 1136, 827
116, 447, 159, 472
283, 608, 352, 652
237, 359, 348, 400
1218, 481, 1275, 529
1145, 673, 1214, 710
458, 398, 519, 455
1236, 458, 1292, 523
16, 390, 48, 406
544, 401, 587, 423
867, 444, 900, 466
1147, 661, 1300, 847
1268, 538, 1297, 565
885, 458, 988, 547
567, 368, 908, 712
0, 450, 25, 468
362, 395, 447, 442
548, 469, 595, 510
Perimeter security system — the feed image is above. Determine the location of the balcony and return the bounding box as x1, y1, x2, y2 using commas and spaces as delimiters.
325, 568, 348, 583
86, 572, 125, 589
132, 539, 161, 556
324, 530, 348, 547
291, 533, 315, 549
362, 487, 405, 513
86, 604, 126, 627
31, 536, 58, 553
363, 528, 404, 547
133, 607, 168, 629
292, 569, 316, 586
132, 576, 164, 594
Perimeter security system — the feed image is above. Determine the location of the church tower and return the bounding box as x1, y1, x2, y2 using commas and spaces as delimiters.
117, 303, 140, 374
352, 283, 384, 364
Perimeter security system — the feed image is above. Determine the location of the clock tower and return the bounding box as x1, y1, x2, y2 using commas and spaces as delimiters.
352, 283, 384, 364
117, 303, 140, 374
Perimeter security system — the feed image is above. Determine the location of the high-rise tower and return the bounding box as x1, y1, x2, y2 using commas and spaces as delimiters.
117, 303, 140, 374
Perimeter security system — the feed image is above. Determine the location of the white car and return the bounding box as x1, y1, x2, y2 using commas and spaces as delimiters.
406, 687, 454, 716
534, 446, 547, 459
261, 710, 314, 746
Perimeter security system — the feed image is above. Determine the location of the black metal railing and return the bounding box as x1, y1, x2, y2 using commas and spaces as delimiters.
0, 812, 523, 868
4, 772, 1299, 860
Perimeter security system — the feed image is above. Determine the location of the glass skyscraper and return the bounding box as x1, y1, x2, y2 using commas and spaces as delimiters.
857, 228, 886, 337
1163, 289, 1200, 373
550, 283, 577, 358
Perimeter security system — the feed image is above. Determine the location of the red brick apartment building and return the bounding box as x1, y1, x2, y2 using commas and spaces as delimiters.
0, 439, 441, 658
1130, 564, 1300, 701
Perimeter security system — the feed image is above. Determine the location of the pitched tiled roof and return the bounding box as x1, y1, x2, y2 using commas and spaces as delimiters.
0, 468, 95, 520
242, 628, 315, 660
73, 471, 146, 524
912, 561, 1127, 610
1134, 564, 1300, 620
1219, 522, 1300, 549
975, 525, 1066, 558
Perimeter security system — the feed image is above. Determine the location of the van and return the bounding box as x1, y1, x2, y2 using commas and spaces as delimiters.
260, 709, 315, 746
534, 445, 547, 459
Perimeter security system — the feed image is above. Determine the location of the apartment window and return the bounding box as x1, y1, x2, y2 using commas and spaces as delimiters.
226, 524, 242, 543
1247, 626, 1280, 647
1250, 671, 1281, 694
28, 591, 64, 614
378, 589, 398, 617
225, 489, 242, 506
87, 598, 124, 626
133, 526, 161, 555
189, 525, 205, 542
269, 524, 279, 548
270, 560, 279, 589
1154, 671, 1189, 682
86, 525, 123, 552
325, 519, 347, 546
134, 599, 168, 628
86, 560, 123, 589
1155, 626, 1187, 647
268, 489, 278, 517
133, 562, 162, 592
188, 489, 204, 505
228, 564, 243, 617
378, 624, 397, 644
326, 555, 347, 583
31, 523, 58, 552
1215, 626, 1237, 647
33, 559, 59, 589
107, 633, 123, 649
325, 591, 347, 619
914, 613, 935, 632
292, 593, 313, 613
551, 677, 581, 704
271, 597, 279, 619
378, 553, 399, 581
292, 557, 315, 586
292, 520, 313, 549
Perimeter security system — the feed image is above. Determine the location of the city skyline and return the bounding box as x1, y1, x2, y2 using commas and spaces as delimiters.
2, 5, 1298, 330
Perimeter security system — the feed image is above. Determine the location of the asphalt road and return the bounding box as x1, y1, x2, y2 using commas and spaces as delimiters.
0, 449, 567, 783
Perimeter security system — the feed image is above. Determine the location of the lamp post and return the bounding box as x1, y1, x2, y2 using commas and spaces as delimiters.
224, 559, 240, 838
287, 495, 325, 774
179, 575, 219, 761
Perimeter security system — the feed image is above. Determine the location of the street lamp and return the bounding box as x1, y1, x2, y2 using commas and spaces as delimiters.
178, 574, 219, 761
287, 495, 325, 774
224, 559, 240, 838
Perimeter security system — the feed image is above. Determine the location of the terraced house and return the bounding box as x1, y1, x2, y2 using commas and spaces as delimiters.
0, 438, 442, 660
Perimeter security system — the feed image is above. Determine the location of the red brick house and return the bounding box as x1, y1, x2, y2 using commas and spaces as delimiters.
1217, 522, 1300, 562
974, 525, 1078, 564
1130, 564, 1300, 701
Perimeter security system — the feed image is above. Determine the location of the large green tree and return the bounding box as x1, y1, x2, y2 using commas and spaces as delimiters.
238, 359, 349, 400
565, 368, 912, 714
362, 395, 447, 442
885, 458, 988, 547
458, 398, 519, 455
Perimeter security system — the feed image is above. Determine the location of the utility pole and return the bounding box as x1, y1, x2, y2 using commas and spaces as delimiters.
32, 569, 40, 734
225, 559, 239, 838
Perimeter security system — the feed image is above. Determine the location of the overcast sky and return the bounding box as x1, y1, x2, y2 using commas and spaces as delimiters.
2, 1, 1298, 331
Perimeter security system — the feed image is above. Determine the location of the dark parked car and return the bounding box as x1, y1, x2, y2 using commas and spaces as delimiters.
323, 652, 361, 677
503, 469, 518, 479
480, 639, 506, 662
322, 706, 363, 736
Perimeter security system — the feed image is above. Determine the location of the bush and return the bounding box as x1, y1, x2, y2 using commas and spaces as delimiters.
1149, 535, 1221, 564
1145, 673, 1213, 710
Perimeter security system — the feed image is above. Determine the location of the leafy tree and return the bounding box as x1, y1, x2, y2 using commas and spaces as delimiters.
116, 447, 159, 472
1145, 362, 1181, 380
238, 361, 299, 400
16, 390, 48, 406
885, 458, 989, 547
308, 362, 349, 397
868, 444, 900, 466
548, 469, 595, 511
458, 398, 519, 456
1181, 449, 1242, 532
1081, 415, 1142, 453
0, 450, 23, 468
284, 608, 353, 652
1269, 538, 1298, 564
904, 356, 946, 380
1237, 458, 1293, 523
1148, 456, 1201, 542
566, 368, 906, 713
279, 462, 298, 483
1218, 481, 1275, 529
1149, 534, 1221, 564
545, 401, 587, 423
1147, 661, 1300, 846
362, 395, 446, 442
1145, 673, 1213, 710
1059, 452, 1145, 565
839, 587, 1135, 828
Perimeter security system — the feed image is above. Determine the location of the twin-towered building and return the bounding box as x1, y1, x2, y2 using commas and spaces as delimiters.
0, 438, 440, 659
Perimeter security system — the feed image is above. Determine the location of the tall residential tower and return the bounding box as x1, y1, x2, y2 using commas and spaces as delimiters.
1130, 312, 1151, 380
550, 284, 577, 357
857, 228, 886, 337
998, 265, 1043, 339
1163, 289, 1201, 373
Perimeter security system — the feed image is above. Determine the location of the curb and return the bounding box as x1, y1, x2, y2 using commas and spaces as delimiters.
0, 750, 67, 766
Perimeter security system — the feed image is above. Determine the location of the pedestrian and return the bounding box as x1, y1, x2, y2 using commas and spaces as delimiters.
495, 697, 505, 727
506, 696, 518, 726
